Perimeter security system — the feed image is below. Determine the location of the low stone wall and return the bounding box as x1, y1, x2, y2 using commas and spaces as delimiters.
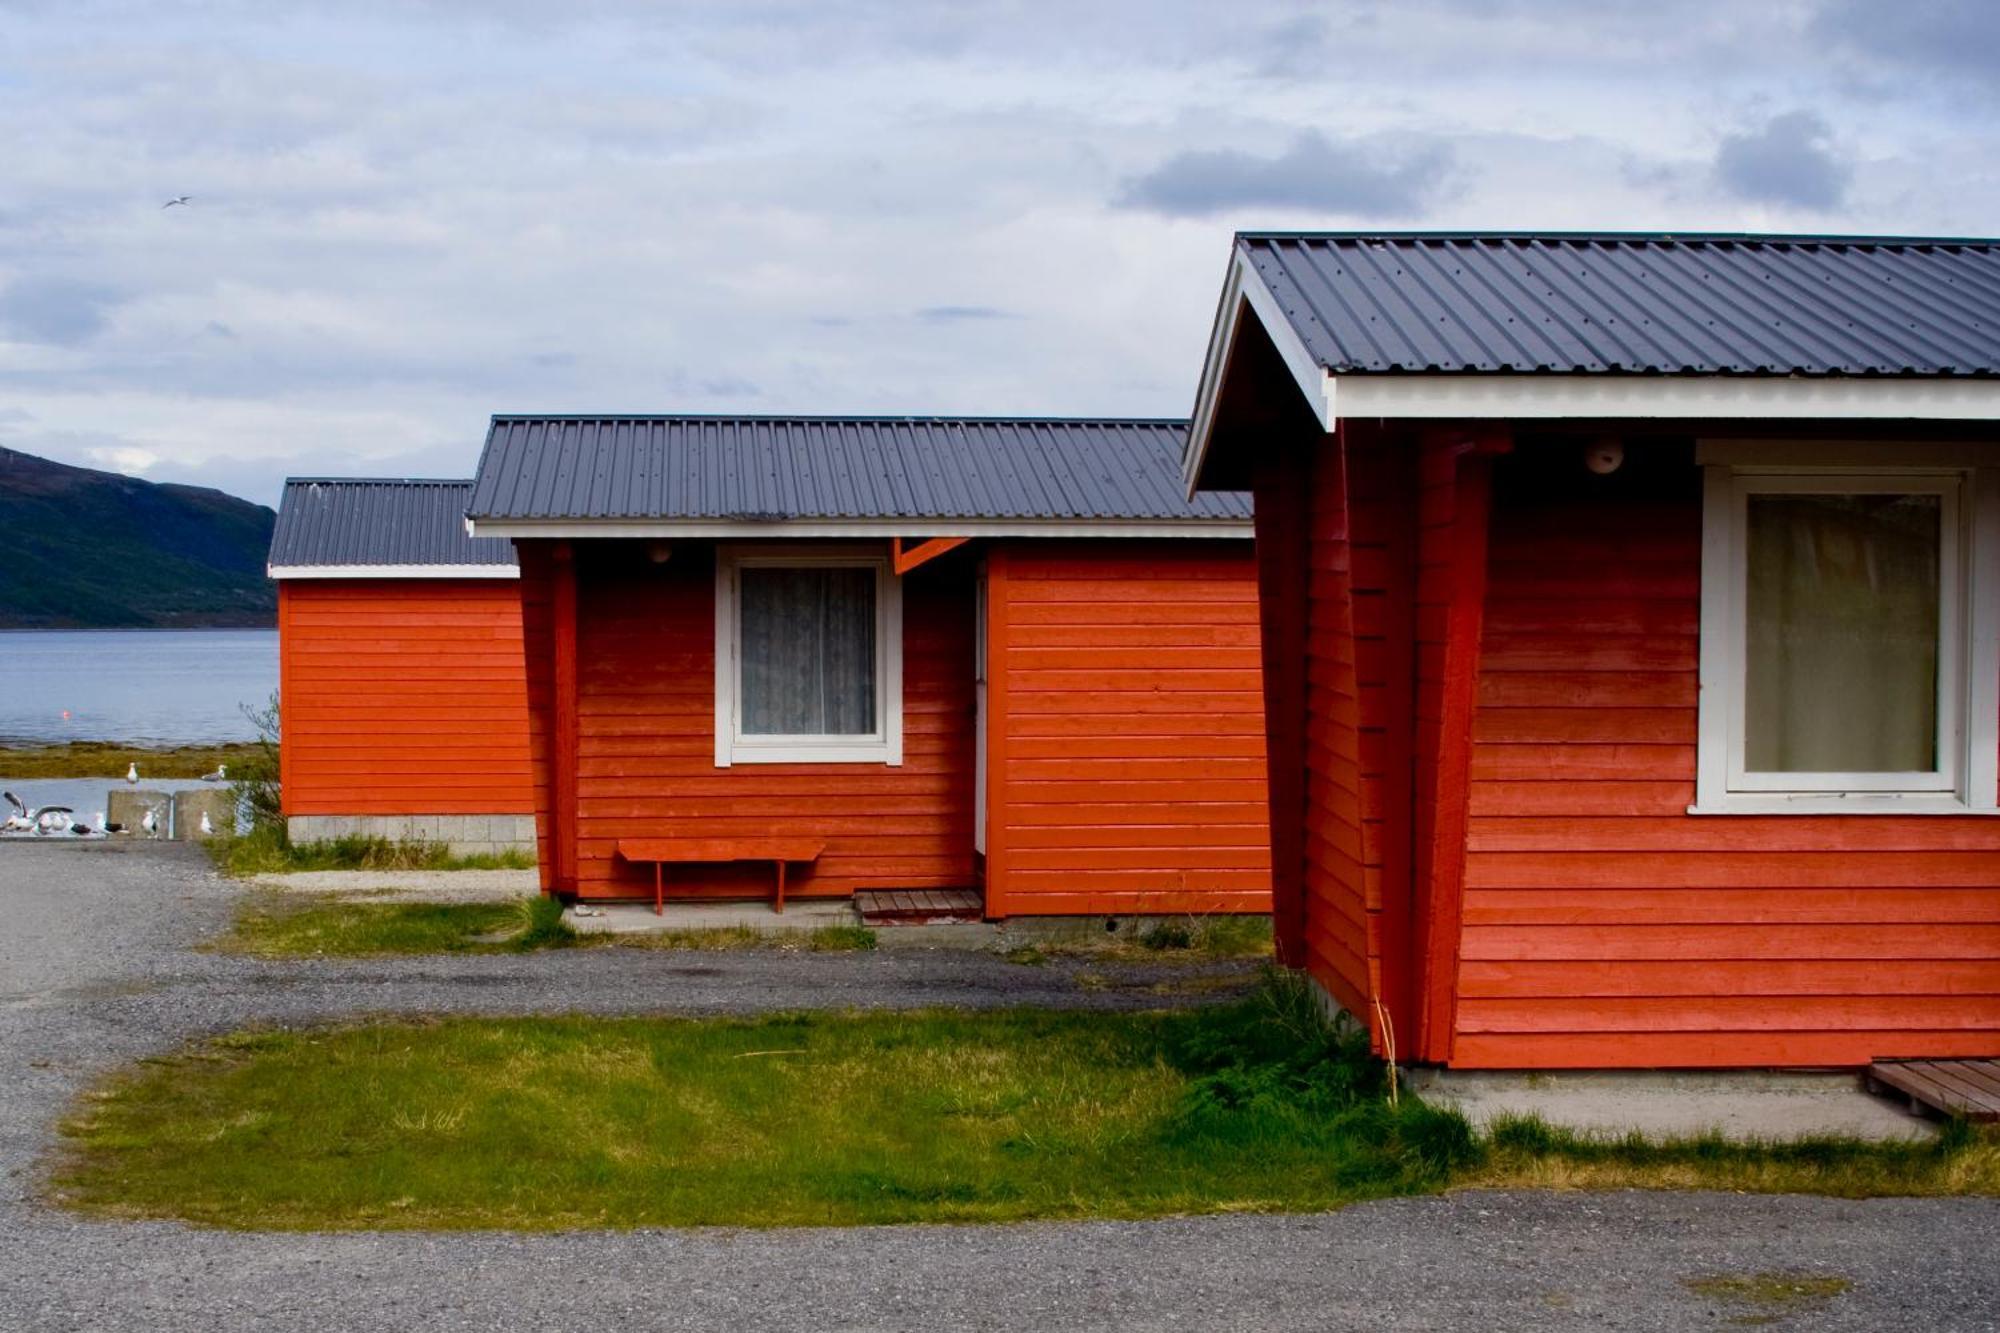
284, 813, 538, 859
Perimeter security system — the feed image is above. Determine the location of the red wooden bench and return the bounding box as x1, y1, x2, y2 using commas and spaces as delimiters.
616, 837, 827, 916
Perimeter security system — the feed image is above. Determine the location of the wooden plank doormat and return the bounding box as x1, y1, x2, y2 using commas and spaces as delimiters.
1866, 1059, 2000, 1123
854, 889, 984, 925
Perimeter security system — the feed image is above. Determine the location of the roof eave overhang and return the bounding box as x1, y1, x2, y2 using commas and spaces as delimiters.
267, 563, 520, 581
1185, 245, 2000, 496
1184, 247, 1336, 496
465, 518, 1253, 540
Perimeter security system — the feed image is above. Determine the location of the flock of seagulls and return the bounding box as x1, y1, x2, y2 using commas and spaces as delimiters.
4, 761, 230, 841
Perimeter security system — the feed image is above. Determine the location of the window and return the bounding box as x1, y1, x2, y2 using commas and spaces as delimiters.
714, 548, 902, 765
1695, 441, 2000, 814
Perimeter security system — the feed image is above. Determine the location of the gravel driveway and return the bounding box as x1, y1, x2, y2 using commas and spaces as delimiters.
2, 842, 1996, 1332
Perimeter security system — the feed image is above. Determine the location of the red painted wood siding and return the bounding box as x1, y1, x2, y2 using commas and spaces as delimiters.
520, 542, 977, 901
985, 540, 1271, 916
278, 580, 534, 816
1457, 444, 2000, 1068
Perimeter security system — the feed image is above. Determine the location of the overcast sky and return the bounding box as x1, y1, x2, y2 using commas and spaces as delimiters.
2, 0, 1995, 508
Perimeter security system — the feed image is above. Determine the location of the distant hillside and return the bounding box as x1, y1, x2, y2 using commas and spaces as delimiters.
0, 446, 275, 628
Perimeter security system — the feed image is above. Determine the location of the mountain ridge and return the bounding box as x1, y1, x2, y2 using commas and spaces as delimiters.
0, 445, 276, 628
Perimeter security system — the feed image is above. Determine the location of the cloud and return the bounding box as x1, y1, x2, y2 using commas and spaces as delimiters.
1713, 110, 1850, 210
1117, 131, 1451, 219
0, 275, 123, 345
1810, 0, 2000, 86
915, 305, 1019, 323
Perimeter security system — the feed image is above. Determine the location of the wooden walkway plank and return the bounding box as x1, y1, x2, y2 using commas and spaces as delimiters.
854, 888, 985, 925
1869, 1058, 2000, 1122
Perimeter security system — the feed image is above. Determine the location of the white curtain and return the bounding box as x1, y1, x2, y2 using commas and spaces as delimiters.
740, 567, 877, 736
1744, 492, 1940, 773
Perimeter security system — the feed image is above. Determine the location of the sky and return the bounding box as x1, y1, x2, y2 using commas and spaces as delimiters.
1, 0, 1996, 509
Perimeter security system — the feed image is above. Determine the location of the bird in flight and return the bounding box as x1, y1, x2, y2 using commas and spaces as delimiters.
162, 195, 191, 208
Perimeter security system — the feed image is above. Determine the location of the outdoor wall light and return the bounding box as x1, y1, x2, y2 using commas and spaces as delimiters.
1583, 437, 1625, 475
647, 540, 674, 564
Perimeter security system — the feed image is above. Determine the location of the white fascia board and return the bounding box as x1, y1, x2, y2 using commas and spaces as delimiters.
267, 563, 519, 580
1183, 249, 1336, 495
468, 518, 1254, 540
1328, 374, 2000, 420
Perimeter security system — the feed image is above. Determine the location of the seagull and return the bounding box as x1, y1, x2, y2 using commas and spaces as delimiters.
2, 791, 31, 833
199, 811, 213, 837
126, 762, 139, 785
141, 806, 158, 838
34, 808, 73, 835
95, 810, 107, 833
162, 196, 191, 209
199, 764, 227, 783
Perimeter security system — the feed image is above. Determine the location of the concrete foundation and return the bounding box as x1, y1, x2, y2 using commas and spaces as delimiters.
172, 788, 235, 841
284, 813, 538, 859
106, 789, 173, 838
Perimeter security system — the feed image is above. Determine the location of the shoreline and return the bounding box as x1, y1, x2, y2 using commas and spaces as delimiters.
0, 741, 264, 780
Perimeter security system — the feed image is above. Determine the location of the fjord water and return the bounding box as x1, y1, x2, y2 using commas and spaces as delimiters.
0, 629, 278, 745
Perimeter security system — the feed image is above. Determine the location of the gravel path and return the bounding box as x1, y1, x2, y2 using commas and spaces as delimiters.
3, 842, 1996, 1332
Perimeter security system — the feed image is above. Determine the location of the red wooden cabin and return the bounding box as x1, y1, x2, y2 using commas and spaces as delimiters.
268, 479, 536, 855
466, 415, 1269, 917
1187, 232, 2000, 1068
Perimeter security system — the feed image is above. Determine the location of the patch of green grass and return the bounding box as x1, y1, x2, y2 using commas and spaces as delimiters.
804, 925, 876, 952
49, 972, 1999, 1232
53, 975, 1471, 1230
217, 896, 875, 959
1003, 945, 1048, 966
1683, 1272, 1852, 1325
217, 894, 539, 958
511, 894, 579, 950
208, 823, 536, 877
1028, 915, 1273, 963
0, 741, 260, 780
1473, 1111, 1999, 1197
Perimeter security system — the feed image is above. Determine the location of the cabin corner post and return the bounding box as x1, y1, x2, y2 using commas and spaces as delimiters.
276, 581, 294, 820
1409, 428, 1508, 1063
982, 546, 1012, 919
1252, 441, 1312, 968
550, 540, 580, 896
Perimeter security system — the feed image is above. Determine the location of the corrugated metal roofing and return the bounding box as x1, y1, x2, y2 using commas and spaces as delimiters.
1239, 232, 2000, 376
269, 479, 515, 569
466, 416, 1252, 523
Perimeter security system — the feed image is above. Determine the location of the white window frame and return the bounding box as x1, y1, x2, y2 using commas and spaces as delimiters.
713, 545, 903, 767
1694, 439, 2000, 815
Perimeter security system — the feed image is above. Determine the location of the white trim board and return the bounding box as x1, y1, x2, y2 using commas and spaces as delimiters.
712, 544, 905, 768
1692, 440, 2000, 816
1181, 245, 2000, 493
267, 563, 519, 580
470, 518, 1252, 540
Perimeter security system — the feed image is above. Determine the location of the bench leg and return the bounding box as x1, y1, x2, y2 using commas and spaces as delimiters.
654, 862, 664, 917
775, 860, 786, 914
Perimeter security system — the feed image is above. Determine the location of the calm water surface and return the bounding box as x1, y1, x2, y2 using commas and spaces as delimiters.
0, 629, 277, 745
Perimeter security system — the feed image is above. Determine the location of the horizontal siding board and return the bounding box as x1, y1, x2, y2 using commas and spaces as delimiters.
1445, 459, 2000, 1068
992, 542, 1271, 914
281, 580, 534, 818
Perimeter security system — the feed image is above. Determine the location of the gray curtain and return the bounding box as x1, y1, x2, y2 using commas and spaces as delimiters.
1745, 492, 1940, 774
740, 567, 877, 736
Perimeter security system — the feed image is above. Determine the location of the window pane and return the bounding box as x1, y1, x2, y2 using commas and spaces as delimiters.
1745, 493, 1940, 773
739, 567, 877, 737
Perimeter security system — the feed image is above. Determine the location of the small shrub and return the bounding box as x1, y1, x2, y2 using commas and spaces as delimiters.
230, 694, 284, 832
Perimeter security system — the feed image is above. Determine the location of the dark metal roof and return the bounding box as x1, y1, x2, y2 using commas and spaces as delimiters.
269, 479, 516, 569
1239, 232, 2000, 376
467, 416, 1252, 524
